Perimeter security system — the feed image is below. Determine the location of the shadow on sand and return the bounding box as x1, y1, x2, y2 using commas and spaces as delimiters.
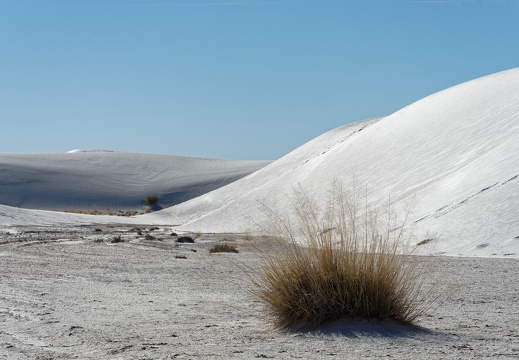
295, 319, 434, 338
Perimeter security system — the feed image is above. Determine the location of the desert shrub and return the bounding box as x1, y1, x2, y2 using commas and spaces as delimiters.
176, 236, 195, 243
110, 236, 124, 243
146, 196, 159, 207
144, 234, 156, 240
209, 244, 239, 253
251, 182, 431, 330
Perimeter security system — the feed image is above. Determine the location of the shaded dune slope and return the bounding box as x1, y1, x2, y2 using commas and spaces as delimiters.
0, 152, 271, 210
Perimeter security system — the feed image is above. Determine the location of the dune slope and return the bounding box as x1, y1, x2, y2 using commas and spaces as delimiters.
147, 68, 519, 257
0, 151, 270, 210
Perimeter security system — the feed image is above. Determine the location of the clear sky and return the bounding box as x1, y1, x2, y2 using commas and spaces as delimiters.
1, 0, 518, 160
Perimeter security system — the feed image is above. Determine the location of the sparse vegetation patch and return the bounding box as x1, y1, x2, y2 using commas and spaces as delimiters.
63, 209, 144, 216
209, 244, 239, 253
110, 236, 124, 243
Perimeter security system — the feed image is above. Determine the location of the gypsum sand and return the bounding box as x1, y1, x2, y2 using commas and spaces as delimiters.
1, 225, 518, 359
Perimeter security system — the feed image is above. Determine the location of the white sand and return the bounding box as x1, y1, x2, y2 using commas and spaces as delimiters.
1, 226, 518, 359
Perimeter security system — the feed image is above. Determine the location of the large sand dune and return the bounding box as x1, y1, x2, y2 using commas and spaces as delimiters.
146, 68, 519, 258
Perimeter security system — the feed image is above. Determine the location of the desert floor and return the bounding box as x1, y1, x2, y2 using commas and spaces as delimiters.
1, 226, 518, 359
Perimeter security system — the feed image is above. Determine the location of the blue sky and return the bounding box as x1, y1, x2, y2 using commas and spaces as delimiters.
1, 0, 518, 160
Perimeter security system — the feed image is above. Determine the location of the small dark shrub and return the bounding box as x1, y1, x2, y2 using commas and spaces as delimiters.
111, 236, 124, 243
146, 196, 159, 207
171, 232, 178, 237
175, 255, 187, 259
209, 244, 239, 253
144, 234, 156, 240
176, 236, 195, 244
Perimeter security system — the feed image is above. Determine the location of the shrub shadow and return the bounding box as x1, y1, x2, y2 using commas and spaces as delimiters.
298, 319, 433, 338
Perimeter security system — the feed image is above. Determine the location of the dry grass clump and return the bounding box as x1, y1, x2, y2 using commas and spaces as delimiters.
209, 244, 239, 253
252, 182, 431, 330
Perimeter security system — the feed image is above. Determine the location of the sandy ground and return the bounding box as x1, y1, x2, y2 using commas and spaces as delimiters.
1, 226, 518, 359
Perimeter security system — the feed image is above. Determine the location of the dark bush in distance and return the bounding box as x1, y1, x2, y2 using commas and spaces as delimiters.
111, 236, 124, 243
176, 236, 195, 243
146, 196, 159, 207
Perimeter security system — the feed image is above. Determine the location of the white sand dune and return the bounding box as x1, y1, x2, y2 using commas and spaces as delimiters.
145, 67, 519, 258
0, 151, 270, 210
1, 68, 518, 258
